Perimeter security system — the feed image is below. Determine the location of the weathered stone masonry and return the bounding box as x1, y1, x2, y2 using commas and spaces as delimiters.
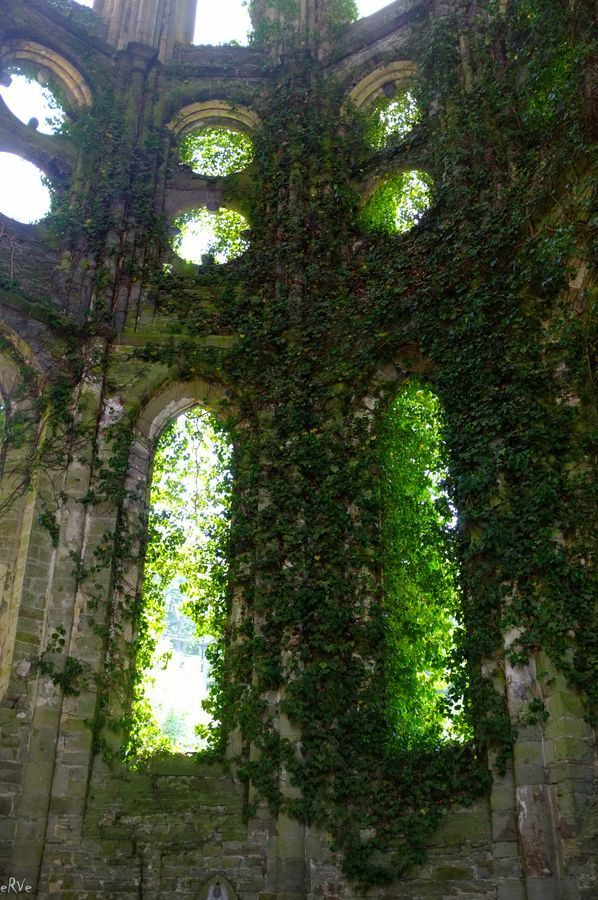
0, 0, 597, 897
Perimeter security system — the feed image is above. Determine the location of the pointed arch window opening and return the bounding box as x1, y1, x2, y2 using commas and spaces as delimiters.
127, 406, 232, 759
380, 380, 469, 748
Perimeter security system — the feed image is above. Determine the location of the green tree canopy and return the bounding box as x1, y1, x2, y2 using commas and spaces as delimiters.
380, 381, 465, 748
125, 407, 232, 761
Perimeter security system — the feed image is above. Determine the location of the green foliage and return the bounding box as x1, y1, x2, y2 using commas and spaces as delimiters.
172, 208, 249, 264
368, 92, 420, 149
380, 382, 466, 747
38, 626, 91, 696
13, 0, 595, 887
161, 707, 188, 743
124, 408, 232, 762
37, 509, 60, 547
179, 128, 254, 177
361, 171, 432, 234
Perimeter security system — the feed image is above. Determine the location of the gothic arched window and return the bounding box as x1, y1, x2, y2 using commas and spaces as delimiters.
379, 380, 466, 746
125, 406, 232, 760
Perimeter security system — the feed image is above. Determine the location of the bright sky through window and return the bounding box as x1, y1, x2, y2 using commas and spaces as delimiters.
173, 208, 249, 264
0, 75, 62, 222
193, 0, 251, 45
0, 74, 64, 135
0, 154, 51, 223
357, 0, 393, 16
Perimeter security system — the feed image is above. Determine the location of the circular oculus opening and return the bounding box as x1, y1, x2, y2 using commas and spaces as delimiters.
362, 171, 432, 235
172, 207, 249, 264
0, 153, 52, 223
369, 91, 420, 148
0, 72, 65, 135
179, 127, 253, 178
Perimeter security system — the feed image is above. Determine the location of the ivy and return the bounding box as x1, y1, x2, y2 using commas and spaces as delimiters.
4, 0, 595, 889
141, 0, 596, 883
37, 625, 92, 696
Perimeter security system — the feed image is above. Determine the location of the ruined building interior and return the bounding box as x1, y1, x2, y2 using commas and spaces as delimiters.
0, 0, 596, 896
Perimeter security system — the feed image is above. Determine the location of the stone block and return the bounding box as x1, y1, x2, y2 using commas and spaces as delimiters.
525, 876, 571, 900
492, 856, 524, 879
491, 786, 516, 812
545, 690, 586, 721
547, 763, 595, 784
430, 862, 474, 880
544, 737, 594, 765
512, 742, 547, 784
497, 879, 526, 900
0, 819, 16, 841
544, 716, 593, 741
493, 842, 520, 859
492, 809, 518, 842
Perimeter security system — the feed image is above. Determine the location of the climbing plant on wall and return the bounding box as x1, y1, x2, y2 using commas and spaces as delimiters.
144, 0, 596, 883
4, 0, 594, 888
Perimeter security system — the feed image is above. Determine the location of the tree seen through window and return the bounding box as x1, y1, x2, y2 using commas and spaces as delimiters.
380, 381, 467, 748
125, 407, 232, 761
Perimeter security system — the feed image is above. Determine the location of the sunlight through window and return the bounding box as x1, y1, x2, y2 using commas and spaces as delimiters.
193, 0, 251, 45
0, 72, 65, 135
380, 382, 467, 747
369, 91, 419, 148
180, 127, 253, 177
357, 0, 394, 17
361, 170, 432, 235
0, 153, 52, 223
172, 207, 249, 264
128, 408, 232, 758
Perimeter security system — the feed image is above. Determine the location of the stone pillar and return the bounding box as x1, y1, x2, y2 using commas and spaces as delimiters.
94, 0, 196, 60
499, 634, 592, 900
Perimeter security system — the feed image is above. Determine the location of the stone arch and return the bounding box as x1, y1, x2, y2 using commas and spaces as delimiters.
135, 376, 233, 447
347, 60, 418, 111
0, 40, 93, 110
358, 343, 432, 423
196, 874, 238, 900
168, 99, 260, 140
165, 101, 256, 219
165, 192, 248, 223
110, 377, 235, 753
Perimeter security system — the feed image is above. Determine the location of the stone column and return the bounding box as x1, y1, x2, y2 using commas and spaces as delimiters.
95, 0, 196, 60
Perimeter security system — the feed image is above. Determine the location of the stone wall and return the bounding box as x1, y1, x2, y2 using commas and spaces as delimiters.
0, 0, 596, 897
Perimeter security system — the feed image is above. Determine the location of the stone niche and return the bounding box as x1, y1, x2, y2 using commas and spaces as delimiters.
198, 875, 238, 900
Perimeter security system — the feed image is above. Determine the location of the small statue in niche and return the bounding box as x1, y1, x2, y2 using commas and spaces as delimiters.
207, 879, 228, 900
197, 871, 237, 899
